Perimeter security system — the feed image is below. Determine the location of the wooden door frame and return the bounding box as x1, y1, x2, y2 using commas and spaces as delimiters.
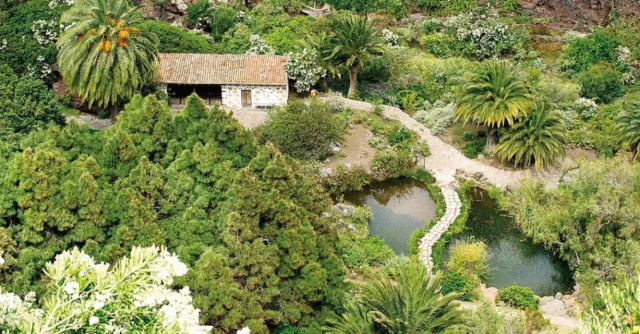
241, 90, 252, 108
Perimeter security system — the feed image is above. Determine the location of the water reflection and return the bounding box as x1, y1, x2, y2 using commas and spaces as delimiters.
344, 178, 437, 255
448, 188, 574, 296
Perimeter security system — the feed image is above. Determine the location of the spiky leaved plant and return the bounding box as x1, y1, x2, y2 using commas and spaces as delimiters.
615, 100, 640, 161
57, 0, 158, 113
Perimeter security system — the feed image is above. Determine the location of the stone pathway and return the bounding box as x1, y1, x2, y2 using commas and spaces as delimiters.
329, 97, 566, 188
418, 186, 461, 271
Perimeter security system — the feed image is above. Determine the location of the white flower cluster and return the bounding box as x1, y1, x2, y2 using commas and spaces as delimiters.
413, 100, 456, 135
31, 20, 60, 45
572, 98, 598, 120
48, 0, 74, 9
246, 35, 275, 55
285, 48, 326, 92
0, 246, 212, 334
27, 56, 53, 80
616, 46, 631, 62
445, 12, 519, 59
382, 29, 399, 47
0, 40, 6, 52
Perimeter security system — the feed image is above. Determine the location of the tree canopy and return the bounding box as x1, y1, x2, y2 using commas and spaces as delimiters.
0, 94, 347, 333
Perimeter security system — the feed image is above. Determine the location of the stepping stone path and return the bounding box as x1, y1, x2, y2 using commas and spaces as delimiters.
417, 185, 461, 271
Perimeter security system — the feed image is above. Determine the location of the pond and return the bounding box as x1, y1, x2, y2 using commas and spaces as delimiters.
446, 188, 574, 296
343, 177, 437, 255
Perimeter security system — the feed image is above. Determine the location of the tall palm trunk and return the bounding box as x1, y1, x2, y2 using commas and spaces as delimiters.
348, 65, 358, 98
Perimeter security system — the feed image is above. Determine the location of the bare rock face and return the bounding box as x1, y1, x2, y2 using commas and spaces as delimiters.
521, 0, 640, 27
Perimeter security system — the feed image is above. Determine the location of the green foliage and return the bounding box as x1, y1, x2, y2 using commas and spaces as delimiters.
583, 273, 640, 333
0, 64, 65, 151
210, 5, 238, 41
322, 164, 372, 195
0, 246, 212, 333
220, 24, 252, 54
455, 60, 532, 128
454, 301, 526, 334
563, 30, 618, 73
446, 238, 489, 281
0, 94, 347, 333
0, 0, 66, 79
615, 100, 640, 160
185, 0, 211, 27
324, 261, 465, 333
494, 97, 567, 170
579, 63, 624, 104
342, 236, 395, 269
501, 156, 640, 290
372, 148, 415, 179
387, 127, 414, 146
259, 99, 346, 160
461, 137, 487, 158
499, 0, 521, 12
414, 101, 456, 136
497, 284, 539, 310
441, 271, 478, 302
138, 21, 213, 53
325, 14, 385, 97
57, 0, 158, 109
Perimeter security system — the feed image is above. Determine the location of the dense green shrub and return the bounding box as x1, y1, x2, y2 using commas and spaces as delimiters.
579, 63, 624, 104
138, 21, 213, 53
501, 157, 640, 290
0, 64, 65, 151
322, 164, 371, 195
461, 137, 487, 158
450, 301, 527, 334
563, 31, 618, 73
259, 99, 346, 160
372, 148, 416, 178
342, 236, 395, 269
413, 101, 455, 135
497, 285, 539, 310
388, 127, 414, 146
441, 271, 478, 301
446, 239, 489, 280
0, 94, 347, 333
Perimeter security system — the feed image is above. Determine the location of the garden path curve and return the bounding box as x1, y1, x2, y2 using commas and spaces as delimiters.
329, 97, 566, 189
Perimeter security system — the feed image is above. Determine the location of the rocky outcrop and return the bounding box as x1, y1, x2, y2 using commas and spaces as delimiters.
521, 0, 640, 27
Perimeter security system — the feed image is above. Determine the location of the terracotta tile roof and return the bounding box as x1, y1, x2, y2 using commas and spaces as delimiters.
157, 53, 288, 86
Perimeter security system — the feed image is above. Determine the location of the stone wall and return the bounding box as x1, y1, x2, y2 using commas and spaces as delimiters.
222, 85, 288, 110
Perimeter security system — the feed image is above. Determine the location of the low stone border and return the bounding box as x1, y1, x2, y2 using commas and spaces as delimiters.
418, 185, 462, 271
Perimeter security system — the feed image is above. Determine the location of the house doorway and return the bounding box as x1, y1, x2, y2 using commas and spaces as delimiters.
241, 90, 252, 108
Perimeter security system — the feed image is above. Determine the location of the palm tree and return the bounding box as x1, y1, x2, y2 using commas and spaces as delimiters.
455, 60, 532, 128
57, 0, 158, 116
494, 97, 567, 170
324, 260, 465, 334
328, 14, 385, 97
615, 100, 640, 161
324, 301, 375, 334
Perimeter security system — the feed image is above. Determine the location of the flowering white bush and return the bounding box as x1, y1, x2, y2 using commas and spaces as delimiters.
413, 100, 455, 135
285, 48, 326, 92
0, 39, 6, 52
621, 71, 636, 86
382, 29, 399, 47
444, 12, 524, 59
0, 246, 213, 334
572, 98, 598, 120
48, 0, 74, 9
246, 35, 275, 55
27, 56, 53, 80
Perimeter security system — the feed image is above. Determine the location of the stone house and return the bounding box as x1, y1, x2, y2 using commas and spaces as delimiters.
157, 53, 289, 110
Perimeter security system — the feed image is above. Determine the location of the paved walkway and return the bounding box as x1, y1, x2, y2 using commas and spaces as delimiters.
330, 97, 565, 189
417, 186, 461, 271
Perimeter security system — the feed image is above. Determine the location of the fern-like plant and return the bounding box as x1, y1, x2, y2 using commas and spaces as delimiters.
615, 100, 640, 161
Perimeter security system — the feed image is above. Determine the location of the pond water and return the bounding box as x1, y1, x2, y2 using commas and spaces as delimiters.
446, 188, 574, 296
343, 177, 436, 255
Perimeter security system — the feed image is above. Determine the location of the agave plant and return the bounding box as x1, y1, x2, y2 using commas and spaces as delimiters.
494, 97, 567, 170
456, 60, 532, 128
615, 100, 640, 161
324, 260, 465, 334
57, 0, 158, 111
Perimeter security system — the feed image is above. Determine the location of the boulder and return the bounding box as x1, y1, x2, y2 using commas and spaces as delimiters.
540, 299, 567, 317
318, 167, 332, 178
330, 142, 342, 153
332, 203, 356, 217
555, 292, 563, 300
473, 172, 484, 180
541, 296, 555, 304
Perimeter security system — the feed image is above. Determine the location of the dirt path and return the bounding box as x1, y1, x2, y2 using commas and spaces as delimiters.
329, 97, 570, 188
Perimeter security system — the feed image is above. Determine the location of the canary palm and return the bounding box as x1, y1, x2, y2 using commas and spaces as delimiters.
325, 260, 464, 334
615, 100, 640, 161
456, 60, 532, 128
57, 0, 158, 111
328, 14, 385, 97
494, 97, 566, 170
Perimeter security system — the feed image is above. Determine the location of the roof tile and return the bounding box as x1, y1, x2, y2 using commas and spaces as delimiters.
157, 53, 288, 86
